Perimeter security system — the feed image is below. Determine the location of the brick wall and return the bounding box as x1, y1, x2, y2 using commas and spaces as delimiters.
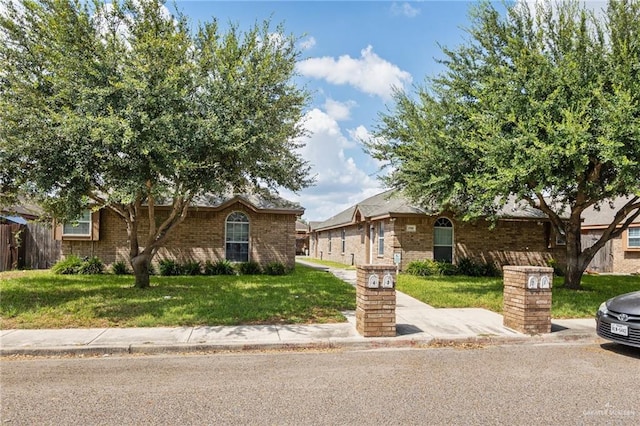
61, 203, 298, 269
315, 224, 367, 266
503, 266, 553, 335
312, 215, 565, 270
614, 241, 640, 274
455, 219, 565, 268
356, 265, 396, 337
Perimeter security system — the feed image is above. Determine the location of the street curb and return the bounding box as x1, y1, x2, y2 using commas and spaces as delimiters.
0, 331, 601, 358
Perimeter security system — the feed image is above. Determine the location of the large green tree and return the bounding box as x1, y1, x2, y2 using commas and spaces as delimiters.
367, 0, 640, 289
0, 0, 313, 287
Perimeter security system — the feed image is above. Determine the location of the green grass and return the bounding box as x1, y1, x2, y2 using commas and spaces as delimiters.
0, 265, 356, 329
397, 273, 640, 318
296, 257, 356, 270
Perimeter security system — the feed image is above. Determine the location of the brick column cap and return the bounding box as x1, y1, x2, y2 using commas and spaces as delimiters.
503, 265, 553, 274
359, 264, 396, 271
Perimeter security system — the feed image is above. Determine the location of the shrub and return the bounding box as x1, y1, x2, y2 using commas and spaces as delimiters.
264, 261, 287, 276
204, 259, 236, 275
181, 260, 201, 276
456, 257, 485, 277
238, 261, 262, 275
52, 255, 83, 275
405, 259, 439, 276
455, 257, 501, 277
159, 259, 182, 276
548, 258, 564, 277
482, 262, 502, 277
435, 261, 458, 276
111, 260, 130, 275
78, 256, 104, 275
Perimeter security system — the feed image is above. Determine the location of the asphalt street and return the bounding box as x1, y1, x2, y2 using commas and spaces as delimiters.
2, 342, 639, 425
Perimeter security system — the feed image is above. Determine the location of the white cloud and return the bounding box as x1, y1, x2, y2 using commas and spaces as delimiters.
324, 99, 356, 122
348, 125, 373, 145
300, 36, 316, 50
282, 108, 383, 221
296, 45, 412, 99
391, 2, 420, 18
349, 125, 389, 171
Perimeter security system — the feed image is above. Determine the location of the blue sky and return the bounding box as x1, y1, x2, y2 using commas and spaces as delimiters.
166, 1, 483, 221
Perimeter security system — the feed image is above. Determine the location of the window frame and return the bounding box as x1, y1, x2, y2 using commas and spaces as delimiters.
341, 229, 346, 253
626, 226, 640, 250
225, 211, 250, 263
62, 210, 92, 237
377, 221, 385, 257
433, 217, 454, 263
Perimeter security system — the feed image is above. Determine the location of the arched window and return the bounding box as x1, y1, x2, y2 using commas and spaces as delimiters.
226, 212, 249, 262
433, 217, 453, 263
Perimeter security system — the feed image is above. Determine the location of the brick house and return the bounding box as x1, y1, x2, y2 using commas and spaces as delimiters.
54, 193, 304, 269
309, 190, 567, 270
295, 220, 309, 255
581, 197, 640, 274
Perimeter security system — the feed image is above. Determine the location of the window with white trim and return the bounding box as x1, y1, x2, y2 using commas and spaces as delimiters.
341, 229, 346, 253
377, 222, 384, 256
225, 212, 249, 262
63, 210, 92, 236
433, 217, 453, 263
328, 231, 332, 253
628, 227, 640, 248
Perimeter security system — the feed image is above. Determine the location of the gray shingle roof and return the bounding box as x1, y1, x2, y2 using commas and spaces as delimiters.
312, 190, 552, 231
494, 196, 550, 220
312, 190, 425, 230
192, 192, 303, 212
581, 196, 640, 227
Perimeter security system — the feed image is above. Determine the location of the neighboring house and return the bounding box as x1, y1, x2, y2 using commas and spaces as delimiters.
581, 197, 640, 274
295, 220, 309, 255
0, 204, 39, 224
309, 190, 567, 270
54, 193, 304, 269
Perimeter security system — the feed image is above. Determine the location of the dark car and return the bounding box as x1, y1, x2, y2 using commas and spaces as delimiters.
596, 290, 640, 348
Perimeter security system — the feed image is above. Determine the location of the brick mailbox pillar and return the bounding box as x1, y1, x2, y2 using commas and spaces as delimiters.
356, 265, 396, 337
503, 266, 553, 335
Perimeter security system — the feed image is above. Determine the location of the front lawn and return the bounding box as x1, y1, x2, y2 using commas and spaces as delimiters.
0, 265, 356, 329
397, 273, 640, 318
296, 257, 356, 270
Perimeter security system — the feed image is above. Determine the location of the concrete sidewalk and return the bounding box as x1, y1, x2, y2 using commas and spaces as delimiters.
0, 262, 600, 356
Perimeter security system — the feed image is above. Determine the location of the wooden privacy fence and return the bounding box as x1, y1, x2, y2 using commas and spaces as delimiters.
0, 224, 23, 271
0, 222, 60, 271
581, 234, 613, 273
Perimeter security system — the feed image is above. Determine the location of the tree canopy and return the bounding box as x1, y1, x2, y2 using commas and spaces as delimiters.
367, 0, 640, 288
0, 0, 313, 287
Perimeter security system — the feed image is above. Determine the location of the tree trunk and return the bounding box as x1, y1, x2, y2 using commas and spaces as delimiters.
564, 256, 584, 290
564, 221, 583, 290
131, 253, 152, 289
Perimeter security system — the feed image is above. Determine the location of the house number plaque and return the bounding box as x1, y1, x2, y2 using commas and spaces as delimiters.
367, 274, 379, 289
381, 273, 394, 289
539, 276, 550, 289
